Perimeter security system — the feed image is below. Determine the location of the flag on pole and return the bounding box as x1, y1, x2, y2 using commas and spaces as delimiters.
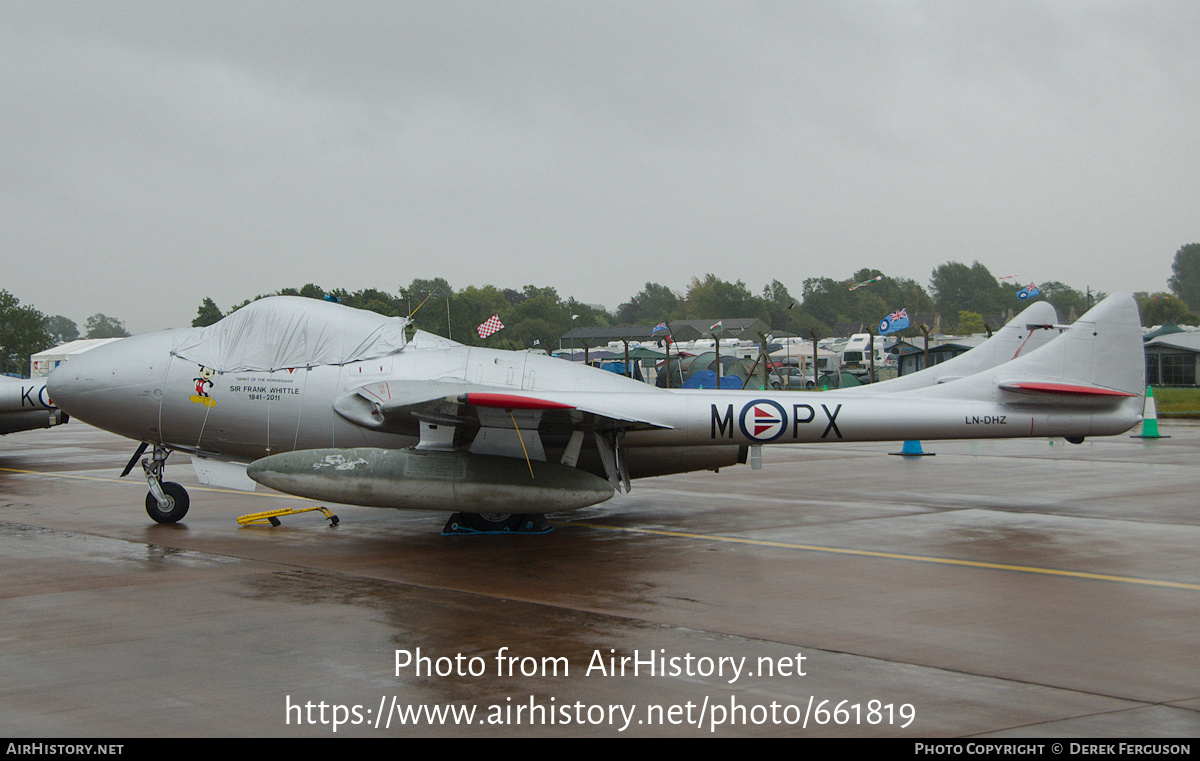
477, 314, 504, 338
1017, 283, 1041, 300
651, 322, 669, 336
710, 320, 723, 332
878, 308, 910, 335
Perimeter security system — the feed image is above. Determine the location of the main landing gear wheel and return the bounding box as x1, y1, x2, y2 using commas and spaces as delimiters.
442, 512, 551, 535
145, 482, 190, 524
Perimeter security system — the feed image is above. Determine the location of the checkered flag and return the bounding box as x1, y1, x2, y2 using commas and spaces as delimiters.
477, 314, 504, 339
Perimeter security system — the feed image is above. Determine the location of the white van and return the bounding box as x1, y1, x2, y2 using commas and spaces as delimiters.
839, 334, 896, 373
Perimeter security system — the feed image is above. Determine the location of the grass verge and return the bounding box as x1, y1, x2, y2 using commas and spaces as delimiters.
1150, 387, 1200, 417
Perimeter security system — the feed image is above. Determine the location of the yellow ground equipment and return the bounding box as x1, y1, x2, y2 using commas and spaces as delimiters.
237, 506, 340, 527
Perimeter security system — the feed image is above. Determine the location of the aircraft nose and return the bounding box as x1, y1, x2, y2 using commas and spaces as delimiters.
48, 342, 115, 407
48, 332, 175, 438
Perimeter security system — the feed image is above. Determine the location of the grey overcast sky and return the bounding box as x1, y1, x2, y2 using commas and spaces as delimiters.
3, 1, 1198, 333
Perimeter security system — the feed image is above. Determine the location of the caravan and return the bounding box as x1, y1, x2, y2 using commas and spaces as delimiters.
767, 344, 840, 389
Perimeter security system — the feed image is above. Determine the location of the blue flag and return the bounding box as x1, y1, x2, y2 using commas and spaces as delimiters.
879, 308, 909, 335
1017, 283, 1041, 300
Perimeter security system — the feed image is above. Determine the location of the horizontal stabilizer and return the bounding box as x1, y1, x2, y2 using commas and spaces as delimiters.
999, 382, 1138, 398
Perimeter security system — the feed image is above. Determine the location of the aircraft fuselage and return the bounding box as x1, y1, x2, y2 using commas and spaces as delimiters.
49, 326, 1142, 467
44, 293, 1146, 524
0, 376, 63, 435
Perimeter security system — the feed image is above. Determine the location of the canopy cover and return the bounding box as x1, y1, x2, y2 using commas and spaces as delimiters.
173, 296, 410, 372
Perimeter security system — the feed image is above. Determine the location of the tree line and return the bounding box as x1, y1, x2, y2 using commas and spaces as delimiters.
4, 246, 1198, 376
0, 292, 129, 376
189, 260, 1117, 351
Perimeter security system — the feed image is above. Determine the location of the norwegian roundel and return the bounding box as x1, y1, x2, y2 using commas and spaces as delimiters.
738, 399, 788, 442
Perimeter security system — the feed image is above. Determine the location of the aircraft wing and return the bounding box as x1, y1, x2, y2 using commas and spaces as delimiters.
334, 379, 676, 434
333, 379, 675, 493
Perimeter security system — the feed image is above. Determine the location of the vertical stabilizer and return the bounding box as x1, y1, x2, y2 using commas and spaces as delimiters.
921, 294, 1145, 400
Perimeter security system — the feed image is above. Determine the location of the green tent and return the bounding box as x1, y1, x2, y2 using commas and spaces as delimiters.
1144, 321, 1186, 342
625, 346, 667, 360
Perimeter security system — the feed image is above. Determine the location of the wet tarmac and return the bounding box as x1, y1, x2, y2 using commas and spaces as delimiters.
1, 422, 1198, 737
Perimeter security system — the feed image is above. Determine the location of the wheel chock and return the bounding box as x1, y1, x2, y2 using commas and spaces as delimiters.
442, 513, 552, 535
237, 506, 340, 527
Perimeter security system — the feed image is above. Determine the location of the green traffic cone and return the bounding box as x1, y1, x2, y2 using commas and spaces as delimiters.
1131, 386, 1170, 439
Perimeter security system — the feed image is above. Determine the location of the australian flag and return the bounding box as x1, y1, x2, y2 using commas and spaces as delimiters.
878, 308, 909, 335
651, 322, 673, 345
1017, 283, 1041, 300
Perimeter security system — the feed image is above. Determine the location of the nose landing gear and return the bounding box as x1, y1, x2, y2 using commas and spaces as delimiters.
139, 444, 190, 524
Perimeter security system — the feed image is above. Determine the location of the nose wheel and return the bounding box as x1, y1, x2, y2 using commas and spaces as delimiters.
144, 481, 190, 524
141, 445, 190, 524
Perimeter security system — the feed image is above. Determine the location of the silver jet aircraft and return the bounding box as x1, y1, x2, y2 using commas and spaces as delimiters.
0, 375, 66, 435
48, 293, 1144, 532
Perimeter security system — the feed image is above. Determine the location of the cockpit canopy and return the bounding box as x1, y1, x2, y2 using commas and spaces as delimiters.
172, 296, 410, 372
